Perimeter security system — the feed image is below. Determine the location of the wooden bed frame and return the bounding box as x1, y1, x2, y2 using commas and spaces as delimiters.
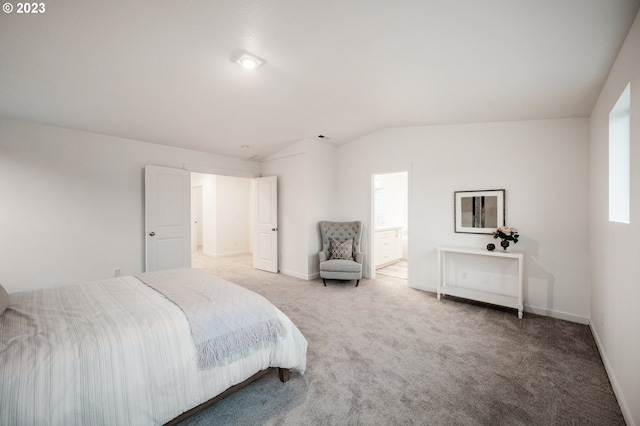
165, 367, 290, 425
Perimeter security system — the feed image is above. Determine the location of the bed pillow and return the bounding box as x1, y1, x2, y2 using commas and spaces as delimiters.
330, 239, 353, 260
0, 284, 9, 316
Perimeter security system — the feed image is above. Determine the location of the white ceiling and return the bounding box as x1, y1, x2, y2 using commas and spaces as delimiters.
1, 1, 638, 160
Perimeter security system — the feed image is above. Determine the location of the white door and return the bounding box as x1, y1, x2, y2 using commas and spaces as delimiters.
145, 165, 191, 272
190, 186, 203, 252
253, 176, 278, 273
190, 187, 198, 253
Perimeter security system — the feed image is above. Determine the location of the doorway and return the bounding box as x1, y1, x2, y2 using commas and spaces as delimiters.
144, 165, 277, 273
371, 171, 409, 280
190, 172, 253, 265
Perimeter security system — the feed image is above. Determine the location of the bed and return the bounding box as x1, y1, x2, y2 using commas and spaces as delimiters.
0, 268, 308, 425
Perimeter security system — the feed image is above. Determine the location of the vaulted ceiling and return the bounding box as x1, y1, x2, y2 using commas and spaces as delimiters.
1, 1, 638, 160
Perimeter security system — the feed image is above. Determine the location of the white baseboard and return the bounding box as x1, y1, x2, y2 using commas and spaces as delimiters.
411, 286, 590, 324
202, 250, 249, 258
279, 269, 315, 281
589, 322, 635, 426
523, 304, 589, 324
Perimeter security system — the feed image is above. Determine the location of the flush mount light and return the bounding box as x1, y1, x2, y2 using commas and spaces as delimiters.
230, 49, 266, 70
241, 145, 250, 150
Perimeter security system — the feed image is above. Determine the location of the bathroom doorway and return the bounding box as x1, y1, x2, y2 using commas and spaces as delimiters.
371, 171, 409, 281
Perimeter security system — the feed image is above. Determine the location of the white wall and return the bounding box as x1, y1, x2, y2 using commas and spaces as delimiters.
215, 175, 251, 256
0, 117, 260, 292
305, 140, 338, 278
261, 139, 337, 279
261, 142, 309, 279
337, 119, 590, 323
589, 11, 640, 426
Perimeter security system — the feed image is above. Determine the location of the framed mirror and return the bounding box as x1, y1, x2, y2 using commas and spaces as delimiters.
454, 189, 505, 234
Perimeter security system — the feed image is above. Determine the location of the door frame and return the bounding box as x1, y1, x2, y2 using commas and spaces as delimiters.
146, 164, 274, 272
190, 173, 254, 259
369, 164, 412, 282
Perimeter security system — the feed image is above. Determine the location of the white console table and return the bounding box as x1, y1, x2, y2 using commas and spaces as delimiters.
437, 247, 524, 319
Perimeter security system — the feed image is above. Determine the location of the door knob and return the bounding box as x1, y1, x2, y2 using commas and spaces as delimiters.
149, 232, 155, 237
272, 228, 278, 231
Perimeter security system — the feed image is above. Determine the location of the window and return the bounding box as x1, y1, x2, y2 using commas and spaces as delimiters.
609, 83, 631, 223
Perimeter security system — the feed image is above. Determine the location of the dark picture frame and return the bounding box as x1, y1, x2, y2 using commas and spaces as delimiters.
454, 189, 505, 234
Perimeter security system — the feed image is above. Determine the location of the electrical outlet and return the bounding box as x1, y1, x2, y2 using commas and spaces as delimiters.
113, 268, 121, 277
461, 270, 469, 280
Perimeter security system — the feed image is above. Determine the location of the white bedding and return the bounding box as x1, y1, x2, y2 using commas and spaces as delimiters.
0, 269, 307, 425
138, 268, 288, 370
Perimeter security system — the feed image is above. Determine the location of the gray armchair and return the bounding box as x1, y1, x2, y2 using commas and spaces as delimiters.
319, 221, 363, 287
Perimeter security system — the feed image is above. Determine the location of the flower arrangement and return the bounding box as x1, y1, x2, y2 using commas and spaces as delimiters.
493, 226, 519, 250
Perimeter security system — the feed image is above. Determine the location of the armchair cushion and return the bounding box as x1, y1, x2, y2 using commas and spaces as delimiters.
330, 239, 353, 260
319, 259, 363, 274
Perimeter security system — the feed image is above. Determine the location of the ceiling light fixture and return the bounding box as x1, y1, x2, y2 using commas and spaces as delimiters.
230, 49, 266, 70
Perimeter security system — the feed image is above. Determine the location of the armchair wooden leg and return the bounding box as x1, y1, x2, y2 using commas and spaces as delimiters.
355, 279, 360, 287
323, 278, 326, 286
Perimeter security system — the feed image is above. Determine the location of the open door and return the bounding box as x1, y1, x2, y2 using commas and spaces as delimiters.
253, 176, 278, 273
145, 165, 191, 272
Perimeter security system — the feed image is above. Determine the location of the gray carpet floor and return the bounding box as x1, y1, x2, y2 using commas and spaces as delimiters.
181, 253, 624, 425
